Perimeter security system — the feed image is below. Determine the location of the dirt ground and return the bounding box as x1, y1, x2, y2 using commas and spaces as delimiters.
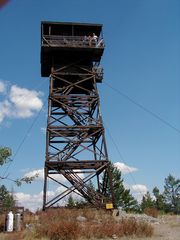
120, 215, 180, 240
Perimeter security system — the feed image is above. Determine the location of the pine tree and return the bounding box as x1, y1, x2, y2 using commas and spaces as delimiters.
107, 163, 139, 211
0, 185, 15, 213
163, 174, 180, 214
67, 195, 76, 207
153, 187, 165, 212
141, 192, 155, 211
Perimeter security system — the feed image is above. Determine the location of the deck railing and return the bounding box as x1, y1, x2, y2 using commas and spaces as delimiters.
42, 35, 104, 48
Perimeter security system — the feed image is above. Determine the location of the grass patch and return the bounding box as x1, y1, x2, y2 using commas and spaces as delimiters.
144, 207, 159, 218
0, 208, 153, 239
35, 208, 153, 240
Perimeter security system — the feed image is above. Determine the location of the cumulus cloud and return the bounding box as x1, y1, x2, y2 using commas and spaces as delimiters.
24, 169, 44, 180
0, 81, 6, 93
15, 191, 44, 212
19, 168, 86, 211
114, 162, 138, 174
15, 182, 148, 212
9, 85, 43, 118
24, 168, 85, 183
0, 81, 43, 123
0, 100, 11, 123
130, 184, 148, 202
24, 168, 67, 183
15, 187, 70, 212
131, 184, 148, 194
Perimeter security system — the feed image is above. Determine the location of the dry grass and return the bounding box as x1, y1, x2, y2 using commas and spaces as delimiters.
0, 208, 154, 240
35, 208, 153, 240
144, 208, 159, 218
0, 214, 5, 232
0, 232, 25, 240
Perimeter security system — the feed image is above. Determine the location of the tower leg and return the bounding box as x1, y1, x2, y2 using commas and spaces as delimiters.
43, 167, 48, 210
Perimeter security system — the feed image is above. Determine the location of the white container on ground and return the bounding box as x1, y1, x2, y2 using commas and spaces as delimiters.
6, 211, 14, 232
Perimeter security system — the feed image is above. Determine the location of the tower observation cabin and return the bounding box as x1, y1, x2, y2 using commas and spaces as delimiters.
41, 21, 113, 210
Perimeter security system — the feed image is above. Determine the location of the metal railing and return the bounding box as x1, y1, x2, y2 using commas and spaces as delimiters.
42, 35, 104, 48
93, 67, 103, 79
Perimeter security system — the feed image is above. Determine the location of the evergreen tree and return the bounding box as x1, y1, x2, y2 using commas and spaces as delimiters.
107, 163, 139, 211
141, 191, 155, 211
67, 195, 76, 207
152, 187, 166, 212
163, 174, 180, 214
0, 185, 15, 213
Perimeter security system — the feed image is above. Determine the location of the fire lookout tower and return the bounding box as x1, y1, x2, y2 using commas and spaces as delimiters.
41, 21, 113, 210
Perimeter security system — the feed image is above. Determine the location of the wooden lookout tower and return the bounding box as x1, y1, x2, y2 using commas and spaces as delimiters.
41, 21, 113, 210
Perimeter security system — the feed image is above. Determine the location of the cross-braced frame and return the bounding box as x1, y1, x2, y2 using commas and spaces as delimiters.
43, 62, 112, 209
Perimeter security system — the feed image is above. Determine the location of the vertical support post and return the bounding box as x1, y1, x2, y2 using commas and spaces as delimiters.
41, 22, 114, 209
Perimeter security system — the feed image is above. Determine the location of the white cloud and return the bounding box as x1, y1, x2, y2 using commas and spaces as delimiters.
0, 81, 6, 93
15, 190, 57, 212
9, 85, 43, 118
18, 168, 87, 212
131, 184, 148, 194
15, 191, 43, 212
0, 100, 11, 123
15, 187, 71, 212
130, 184, 148, 202
24, 168, 85, 184
0, 82, 43, 123
24, 168, 66, 183
14, 182, 148, 212
15, 192, 32, 202
24, 169, 44, 180
114, 162, 138, 174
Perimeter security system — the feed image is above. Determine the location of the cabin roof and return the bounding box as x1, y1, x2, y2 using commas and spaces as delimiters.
41, 21, 103, 27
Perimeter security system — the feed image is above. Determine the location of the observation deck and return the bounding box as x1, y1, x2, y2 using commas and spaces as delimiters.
41, 21, 105, 77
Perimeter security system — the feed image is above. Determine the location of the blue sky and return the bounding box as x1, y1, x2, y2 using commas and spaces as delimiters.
0, 0, 180, 211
